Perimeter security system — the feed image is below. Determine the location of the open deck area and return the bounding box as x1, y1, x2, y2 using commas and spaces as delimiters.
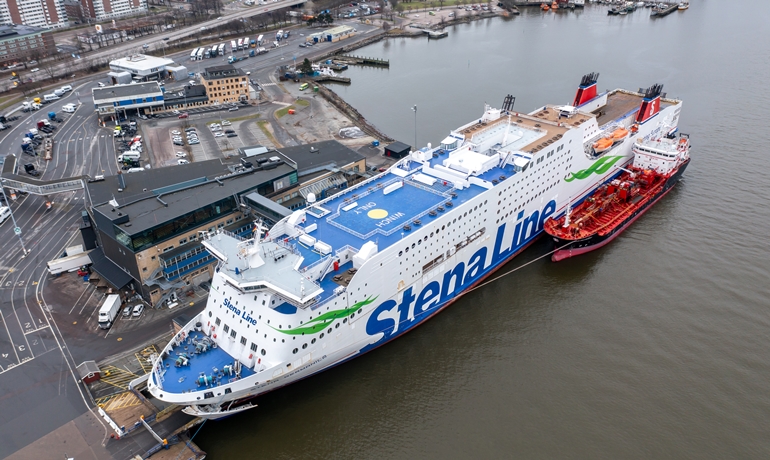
158, 331, 255, 394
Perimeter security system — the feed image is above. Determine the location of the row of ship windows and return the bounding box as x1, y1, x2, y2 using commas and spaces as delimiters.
397, 200, 488, 258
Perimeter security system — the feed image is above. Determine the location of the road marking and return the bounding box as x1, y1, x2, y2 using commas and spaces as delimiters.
24, 325, 50, 335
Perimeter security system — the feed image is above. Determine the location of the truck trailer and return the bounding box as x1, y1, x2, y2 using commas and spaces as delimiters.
98, 294, 122, 329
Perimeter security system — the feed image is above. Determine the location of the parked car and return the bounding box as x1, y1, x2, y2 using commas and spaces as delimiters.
30, 68, 40, 72
171, 130, 181, 135
178, 159, 190, 165
221, 120, 231, 126
226, 132, 238, 137
178, 113, 189, 119
185, 127, 197, 132
214, 132, 224, 137
173, 140, 184, 146
176, 152, 187, 158
172, 110, 180, 115
228, 107, 239, 112
189, 139, 200, 145
122, 306, 132, 317
132, 304, 144, 317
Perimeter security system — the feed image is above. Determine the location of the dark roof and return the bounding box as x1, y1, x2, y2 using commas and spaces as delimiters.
0, 24, 48, 39
93, 163, 295, 235
164, 84, 208, 104
87, 158, 237, 207
273, 140, 365, 176
385, 141, 411, 154
203, 65, 246, 79
92, 82, 162, 101
89, 248, 134, 290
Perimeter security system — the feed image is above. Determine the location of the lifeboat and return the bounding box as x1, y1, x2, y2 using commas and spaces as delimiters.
611, 128, 629, 143
593, 138, 614, 153
541, 3, 550, 10
551, 1, 559, 9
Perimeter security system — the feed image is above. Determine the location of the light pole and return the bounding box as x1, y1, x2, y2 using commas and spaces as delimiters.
411, 104, 417, 150
0, 185, 29, 257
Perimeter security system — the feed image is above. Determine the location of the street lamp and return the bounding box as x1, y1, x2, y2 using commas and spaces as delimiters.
0, 186, 29, 257
411, 104, 417, 151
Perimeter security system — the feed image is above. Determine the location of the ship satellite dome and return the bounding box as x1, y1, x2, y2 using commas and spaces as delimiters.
307, 193, 317, 203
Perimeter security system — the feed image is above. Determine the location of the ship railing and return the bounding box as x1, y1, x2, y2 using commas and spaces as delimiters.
404, 178, 454, 198
219, 229, 246, 242
311, 290, 344, 311
335, 244, 359, 259
273, 238, 300, 255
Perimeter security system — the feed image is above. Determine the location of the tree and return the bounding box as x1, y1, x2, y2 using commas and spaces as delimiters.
299, 58, 313, 75
382, 20, 391, 32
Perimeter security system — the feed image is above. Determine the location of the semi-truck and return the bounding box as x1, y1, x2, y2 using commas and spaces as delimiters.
228, 55, 249, 64
47, 245, 92, 275
98, 294, 122, 329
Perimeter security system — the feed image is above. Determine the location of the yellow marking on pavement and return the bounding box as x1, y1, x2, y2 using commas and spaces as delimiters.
100, 365, 138, 390
135, 345, 158, 374
97, 391, 142, 411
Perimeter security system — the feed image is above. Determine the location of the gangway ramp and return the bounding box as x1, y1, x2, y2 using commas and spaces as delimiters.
1, 153, 86, 195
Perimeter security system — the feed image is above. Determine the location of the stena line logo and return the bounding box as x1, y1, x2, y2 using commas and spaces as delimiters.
366, 199, 556, 338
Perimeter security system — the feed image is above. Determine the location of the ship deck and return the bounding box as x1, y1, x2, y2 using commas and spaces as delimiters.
278, 153, 519, 271
158, 330, 255, 394
594, 90, 676, 126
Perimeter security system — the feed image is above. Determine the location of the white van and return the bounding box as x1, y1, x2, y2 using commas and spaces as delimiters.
43, 94, 60, 102
126, 167, 145, 174
62, 103, 76, 113
60, 85, 72, 92
54, 89, 66, 97
0, 206, 10, 225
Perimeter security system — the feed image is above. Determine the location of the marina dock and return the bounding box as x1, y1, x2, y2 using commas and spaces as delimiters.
337, 55, 389, 67
651, 3, 679, 17
426, 30, 449, 40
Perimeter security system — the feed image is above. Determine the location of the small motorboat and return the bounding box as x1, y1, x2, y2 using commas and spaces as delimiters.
541, 3, 550, 10
551, 1, 559, 9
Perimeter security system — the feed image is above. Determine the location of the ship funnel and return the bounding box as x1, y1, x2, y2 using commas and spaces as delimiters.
635, 83, 664, 124
573, 72, 600, 107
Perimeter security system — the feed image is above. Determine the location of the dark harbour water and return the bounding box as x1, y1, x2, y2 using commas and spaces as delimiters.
197, 1, 770, 458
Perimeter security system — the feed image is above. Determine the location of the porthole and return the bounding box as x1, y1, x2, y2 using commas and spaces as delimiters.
311, 338, 316, 344
208, 311, 212, 317
335, 323, 340, 328
320, 333, 325, 338
343, 318, 347, 324
293, 348, 298, 354
350, 313, 355, 319
302, 344, 308, 349
328, 328, 332, 334
399, 251, 403, 257
411, 243, 416, 249
261, 349, 266, 356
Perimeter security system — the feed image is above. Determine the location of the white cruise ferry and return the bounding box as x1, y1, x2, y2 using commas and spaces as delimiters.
148, 74, 684, 418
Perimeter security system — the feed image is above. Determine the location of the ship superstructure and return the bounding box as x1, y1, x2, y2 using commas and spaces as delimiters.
147, 74, 685, 418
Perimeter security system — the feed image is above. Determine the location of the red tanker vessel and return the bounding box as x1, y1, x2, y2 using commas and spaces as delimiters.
544, 131, 690, 261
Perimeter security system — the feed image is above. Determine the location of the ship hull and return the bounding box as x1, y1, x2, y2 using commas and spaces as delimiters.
550, 159, 689, 261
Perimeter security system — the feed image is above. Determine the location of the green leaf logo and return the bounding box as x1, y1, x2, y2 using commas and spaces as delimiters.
271, 295, 378, 335
564, 155, 624, 182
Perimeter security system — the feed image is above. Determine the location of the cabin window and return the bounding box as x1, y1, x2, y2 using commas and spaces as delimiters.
240, 336, 247, 345
223, 324, 229, 333
215, 317, 221, 326
250, 343, 258, 352
230, 329, 237, 339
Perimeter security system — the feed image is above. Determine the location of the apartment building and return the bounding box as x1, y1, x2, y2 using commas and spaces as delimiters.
0, 0, 68, 28
0, 24, 56, 66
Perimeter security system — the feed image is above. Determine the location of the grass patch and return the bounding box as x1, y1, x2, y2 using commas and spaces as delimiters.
276, 106, 296, 118
225, 113, 261, 123
294, 99, 310, 107
0, 94, 23, 112
256, 120, 278, 146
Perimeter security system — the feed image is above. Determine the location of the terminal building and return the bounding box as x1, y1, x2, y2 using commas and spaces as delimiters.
91, 81, 164, 119
85, 157, 297, 305
306, 25, 355, 44
108, 54, 177, 83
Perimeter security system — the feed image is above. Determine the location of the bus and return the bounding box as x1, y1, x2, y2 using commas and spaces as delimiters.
190, 48, 199, 61
299, 83, 309, 91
